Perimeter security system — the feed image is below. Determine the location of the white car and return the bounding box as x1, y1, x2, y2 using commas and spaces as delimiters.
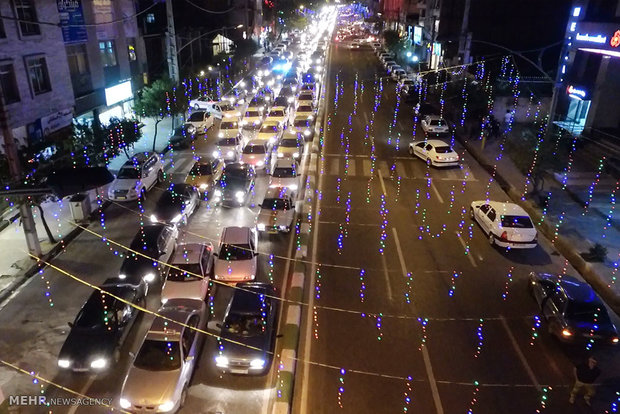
162, 243, 213, 304
470, 201, 538, 249
266, 107, 289, 125
276, 132, 303, 159
119, 300, 206, 413
408, 139, 460, 167
241, 109, 264, 129
391, 68, 406, 81
290, 115, 316, 141
107, 152, 163, 201
256, 187, 296, 233
215, 101, 242, 119
295, 103, 316, 120
269, 159, 300, 191
240, 140, 270, 170
189, 96, 217, 111
185, 111, 214, 135
256, 121, 284, 145
421, 115, 450, 134
213, 227, 258, 283
214, 135, 244, 163
217, 119, 241, 139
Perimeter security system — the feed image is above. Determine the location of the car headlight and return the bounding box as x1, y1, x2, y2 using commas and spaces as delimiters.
212, 150, 220, 158
240, 120, 247, 125
257, 161, 264, 167
250, 358, 265, 369
171, 214, 182, 223
289, 184, 298, 190
199, 183, 208, 190
253, 120, 260, 125
293, 152, 300, 158
119, 398, 131, 409
214, 189, 222, 197
292, 86, 297, 91
150, 214, 158, 222
269, 137, 276, 144
161, 298, 168, 305
58, 359, 71, 368
118, 273, 126, 280
257, 223, 266, 231
561, 328, 573, 337
227, 151, 234, 157
288, 97, 294, 103
235, 191, 245, 200
215, 355, 229, 367
90, 358, 108, 369
143, 272, 156, 283
218, 132, 224, 138
304, 130, 311, 136
158, 401, 175, 412
187, 125, 196, 133
279, 225, 288, 231
277, 152, 284, 158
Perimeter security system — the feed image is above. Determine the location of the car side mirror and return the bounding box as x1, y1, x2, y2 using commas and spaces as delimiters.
67, 322, 74, 328
276, 334, 284, 338
216, 323, 222, 329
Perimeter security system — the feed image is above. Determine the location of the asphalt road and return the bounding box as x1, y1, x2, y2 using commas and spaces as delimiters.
292, 45, 620, 413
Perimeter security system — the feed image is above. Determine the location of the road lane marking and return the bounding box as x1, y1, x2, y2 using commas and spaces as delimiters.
392, 228, 444, 414
430, 181, 444, 204
377, 169, 387, 196
363, 111, 369, 125
363, 159, 372, 177
500, 316, 542, 392
378, 161, 390, 177
345, 158, 356, 176
455, 232, 477, 267
380, 253, 394, 301
395, 161, 408, 179
329, 158, 339, 175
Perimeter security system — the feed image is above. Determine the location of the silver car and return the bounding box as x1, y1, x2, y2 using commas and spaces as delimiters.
256, 187, 296, 233
213, 226, 258, 283
120, 300, 207, 413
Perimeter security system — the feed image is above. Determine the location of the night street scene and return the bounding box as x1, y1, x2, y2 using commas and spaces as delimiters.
2, 0, 620, 413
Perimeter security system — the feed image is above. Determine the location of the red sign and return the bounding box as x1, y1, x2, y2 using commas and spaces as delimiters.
611, 30, 620, 48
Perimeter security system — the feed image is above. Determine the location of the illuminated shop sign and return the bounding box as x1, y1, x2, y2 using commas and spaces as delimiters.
611, 30, 620, 48
105, 80, 132, 106
567, 85, 587, 99
575, 33, 607, 44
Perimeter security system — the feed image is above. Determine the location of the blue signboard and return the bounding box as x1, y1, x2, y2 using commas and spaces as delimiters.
57, 0, 87, 44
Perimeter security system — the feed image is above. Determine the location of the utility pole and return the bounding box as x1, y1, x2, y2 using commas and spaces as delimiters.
165, 0, 179, 84
0, 91, 42, 256
244, 0, 250, 39
458, 0, 472, 64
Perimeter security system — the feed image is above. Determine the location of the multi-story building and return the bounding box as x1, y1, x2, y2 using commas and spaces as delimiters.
0, 0, 74, 149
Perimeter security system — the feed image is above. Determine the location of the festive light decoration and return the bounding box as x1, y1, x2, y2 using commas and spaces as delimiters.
474, 319, 484, 358
402, 376, 413, 412
337, 368, 346, 408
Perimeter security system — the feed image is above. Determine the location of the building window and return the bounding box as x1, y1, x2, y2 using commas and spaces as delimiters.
127, 38, 137, 61
13, 0, 40, 36
0, 63, 20, 103
66, 44, 92, 96
0, 16, 6, 38
99, 40, 117, 67
146, 13, 155, 23
25, 56, 51, 95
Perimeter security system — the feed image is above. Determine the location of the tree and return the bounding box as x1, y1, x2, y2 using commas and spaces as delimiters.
133, 78, 182, 152
71, 117, 142, 164
383, 30, 400, 51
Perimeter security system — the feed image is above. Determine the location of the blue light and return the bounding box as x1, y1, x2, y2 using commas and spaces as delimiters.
573, 6, 581, 17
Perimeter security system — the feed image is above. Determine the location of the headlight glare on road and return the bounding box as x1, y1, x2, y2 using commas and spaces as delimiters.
212, 150, 220, 158
143, 272, 156, 283
90, 358, 107, 369
158, 401, 175, 412
250, 358, 265, 369
150, 214, 158, 222
58, 359, 71, 368
215, 355, 229, 367
227, 151, 234, 157
119, 398, 131, 409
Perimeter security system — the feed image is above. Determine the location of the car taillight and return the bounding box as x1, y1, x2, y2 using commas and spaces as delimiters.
436, 156, 440, 160
612, 337, 619, 344
501, 231, 508, 241
562, 328, 573, 337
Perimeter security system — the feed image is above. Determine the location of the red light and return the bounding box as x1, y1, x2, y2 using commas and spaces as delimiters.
501, 231, 508, 241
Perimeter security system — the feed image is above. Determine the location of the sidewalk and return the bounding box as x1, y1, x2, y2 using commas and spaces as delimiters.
451, 120, 620, 315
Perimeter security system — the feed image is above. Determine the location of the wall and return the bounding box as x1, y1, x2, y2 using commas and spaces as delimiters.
588, 57, 620, 129
493, 96, 551, 124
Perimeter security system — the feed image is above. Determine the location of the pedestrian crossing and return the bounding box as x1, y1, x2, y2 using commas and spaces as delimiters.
321, 155, 478, 181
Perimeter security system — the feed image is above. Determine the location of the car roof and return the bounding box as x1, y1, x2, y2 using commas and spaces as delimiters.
221, 226, 252, 244
485, 201, 529, 216
168, 183, 194, 193
264, 186, 294, 199
170, 243, 208, 264
223, 162, 249, 173
558, 276, 604, 304
123, 152, 153, 166
416, 139, 451, 147
130, 224, 167, 247
147, 303, 197, 340
273, 158, 298, 168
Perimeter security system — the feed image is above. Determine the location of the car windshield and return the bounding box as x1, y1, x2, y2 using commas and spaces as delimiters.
566, 302, 611, 323
272, 167, 296, 177
435, 146, 453, 154
167, 264, 202, 281
260, 125, 279, 133
294, 120, 312, 128
188, 112, 205, 122
189, 164, 212, 175
246, 111, 261, 117
429, 119, 445, 126
219, 244, 253, 260
250, 97, 265, 105
500, 215, 534, 228
218, 138, 238, 146
261, 198, 291, 210
270, 110, 285, 116
298, 106, 313, 112
280, 139, 299, 147
73, 295, 117, 329
243, 145, 265, 154
224, 313, 265, 337
117, 167, 140, 179
274, 98, 288, 106
134, 340, 181, 371
220, 121, 238, 130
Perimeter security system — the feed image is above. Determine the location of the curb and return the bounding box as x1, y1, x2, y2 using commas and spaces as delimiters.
454, 132, 620, 315
0, 200, 110, 306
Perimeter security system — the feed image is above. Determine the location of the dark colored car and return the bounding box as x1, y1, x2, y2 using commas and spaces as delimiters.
150, 183, 200, 226
215, 282, 279, 374
529, 272, 619, 345
213, 163, 256, 206
119, 224, 178, 284
169, 125, 196, 148
57, 278, 148, 372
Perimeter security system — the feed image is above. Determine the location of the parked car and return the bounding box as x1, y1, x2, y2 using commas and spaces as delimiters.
213, 226, 258, 283
184, 159, 224, 195
408, 139, 460, 167
57, 278, 148, 372
213, 163, 256, 206
240, 140, 271, 171
185, 110, 214, 135
169, 125, 196, 149
421, 115, 450, 134
119, 300, 207, 413
269, 159, 300, 191
119, 224, 178, 284
215, 282, 279, 374
162, 243, 213, 304
214, 135, 244, 163
470, 201, 538, 248
107, 152, 164, 202
528, 272, 619, 345
256, 187, 296, 233
150, 183, 200, 226
275, 132, 303, 160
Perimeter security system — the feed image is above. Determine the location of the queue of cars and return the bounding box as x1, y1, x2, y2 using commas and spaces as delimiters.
56, 14, 335, 413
